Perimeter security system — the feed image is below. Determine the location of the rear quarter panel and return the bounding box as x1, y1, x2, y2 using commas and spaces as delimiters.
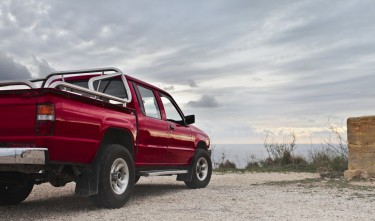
35, 90, 137, 164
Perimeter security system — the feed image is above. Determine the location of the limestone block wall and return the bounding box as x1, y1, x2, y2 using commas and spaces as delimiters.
345, 116, 375, 179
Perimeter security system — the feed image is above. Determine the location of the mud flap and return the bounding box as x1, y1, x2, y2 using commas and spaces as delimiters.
176, 172, 192, 181
75, 162, 100, 197
176, 155, 196, 182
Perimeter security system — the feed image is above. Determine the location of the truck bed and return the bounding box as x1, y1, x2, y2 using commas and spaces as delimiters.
0, 88, 137, 164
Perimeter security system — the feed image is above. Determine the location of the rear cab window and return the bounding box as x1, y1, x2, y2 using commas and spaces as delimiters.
67, 78, 128, 99
62, 76, 129, 105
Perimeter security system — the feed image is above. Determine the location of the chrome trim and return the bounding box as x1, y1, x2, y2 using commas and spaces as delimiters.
138, 170, 189, 176
49, 81, 130, 104
0, 80, 36, 89
48, 67, 122, 76
0, 148, 47, 165
43, 67, 121, 88
44, 73, 99, 88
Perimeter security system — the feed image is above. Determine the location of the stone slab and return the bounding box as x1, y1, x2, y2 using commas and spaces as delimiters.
347, 116, 375, 145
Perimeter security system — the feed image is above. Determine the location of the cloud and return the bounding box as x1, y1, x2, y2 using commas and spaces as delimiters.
163, 85, 174, 91
187, 79, 197, 88
0, 0, 374, 143
187, 95, 220, 108
33, 55, 55, 77
0, 52, 31, 80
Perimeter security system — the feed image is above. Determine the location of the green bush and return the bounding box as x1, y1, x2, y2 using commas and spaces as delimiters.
241, 129, 347, 176
263, 132, 297, 166
245, 161, 259, 169
310, 149, 348, 176
218, 160, 237, 169
291, 155, 308, 165
216, 124, 348, 176
331, 156, 348, 172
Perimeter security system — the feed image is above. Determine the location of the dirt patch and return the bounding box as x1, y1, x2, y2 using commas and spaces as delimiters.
0, 172, 374, 220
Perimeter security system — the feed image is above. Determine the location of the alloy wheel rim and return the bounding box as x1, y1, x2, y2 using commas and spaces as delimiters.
110, 158, 129, 195
196, 157, 208, 181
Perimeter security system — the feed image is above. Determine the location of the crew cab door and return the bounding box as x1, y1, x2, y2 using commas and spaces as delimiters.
159, 94, 195, 165
133, 84, 168, 165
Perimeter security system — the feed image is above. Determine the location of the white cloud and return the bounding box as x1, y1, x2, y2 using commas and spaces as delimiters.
0, 0, 374, 144
32, 55, 55, 77
187, 95, 220, 108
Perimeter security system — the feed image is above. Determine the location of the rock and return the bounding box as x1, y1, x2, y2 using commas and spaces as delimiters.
347, 116, 375, 179
347, 116, 375, 146
360, 171, 375, 179
344, 170, 361, 180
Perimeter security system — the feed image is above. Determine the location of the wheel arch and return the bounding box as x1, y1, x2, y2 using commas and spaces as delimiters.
99, 127, 135, 159
75, 127, 135, 197
196, 140, 208, 151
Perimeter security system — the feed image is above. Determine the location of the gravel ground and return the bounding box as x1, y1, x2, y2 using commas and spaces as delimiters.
1, 172, 375, 221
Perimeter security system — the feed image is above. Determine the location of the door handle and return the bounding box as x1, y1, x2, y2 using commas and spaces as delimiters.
169, 124, 175, 131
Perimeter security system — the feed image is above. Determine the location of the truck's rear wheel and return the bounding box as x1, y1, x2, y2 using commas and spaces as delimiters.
184, 149, 212, 189
90, 144, 135, 208
0, 172, 34, 206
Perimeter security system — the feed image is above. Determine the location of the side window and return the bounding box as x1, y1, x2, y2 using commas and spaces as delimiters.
160, 95, 183, 123
136, 85, 161, 119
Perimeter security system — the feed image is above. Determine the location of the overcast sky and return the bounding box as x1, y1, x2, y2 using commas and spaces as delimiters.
0, 0, 374, 144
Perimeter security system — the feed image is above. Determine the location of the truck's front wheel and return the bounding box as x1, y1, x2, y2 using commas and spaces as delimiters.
0, 172, 34, 206
184, 149, 212, 189
90, 145, 135, 208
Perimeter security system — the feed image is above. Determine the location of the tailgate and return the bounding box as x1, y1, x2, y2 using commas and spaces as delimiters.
0, 91, 37, 141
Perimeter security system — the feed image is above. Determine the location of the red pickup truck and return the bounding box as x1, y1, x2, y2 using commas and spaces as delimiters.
0, 67, 211, 208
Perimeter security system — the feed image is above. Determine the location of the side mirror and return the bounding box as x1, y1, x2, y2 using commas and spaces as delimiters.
185, 115, 195, 125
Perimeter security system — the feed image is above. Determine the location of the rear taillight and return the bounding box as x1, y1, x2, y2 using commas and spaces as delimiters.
36, 104, 55, 136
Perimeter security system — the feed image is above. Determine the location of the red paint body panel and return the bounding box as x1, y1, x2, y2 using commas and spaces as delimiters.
0, 89, 136, 164
0, 91, 38, 138
166, 122, 195, 165
136, 116, 168, 165
0, 75, 210, 169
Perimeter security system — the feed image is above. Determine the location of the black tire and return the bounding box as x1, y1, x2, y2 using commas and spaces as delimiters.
184, 149, 212, 189
134, 175, 140, 184
90, 144, 135, 208
0, 172, 34, 206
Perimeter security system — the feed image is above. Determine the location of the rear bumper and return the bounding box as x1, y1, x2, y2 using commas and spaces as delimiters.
0, 148, 48, 165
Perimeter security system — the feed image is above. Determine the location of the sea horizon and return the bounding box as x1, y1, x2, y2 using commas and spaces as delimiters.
211, 143, 342, 169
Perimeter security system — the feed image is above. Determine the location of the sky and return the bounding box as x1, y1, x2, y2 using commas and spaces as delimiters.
0, 0, 374, 144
